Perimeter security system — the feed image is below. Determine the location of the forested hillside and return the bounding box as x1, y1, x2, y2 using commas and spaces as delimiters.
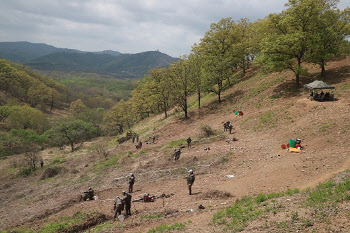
0, 59, 69, 109
0, 42, 178, 78
0, 59, 131, 157
0, 41, 79, 63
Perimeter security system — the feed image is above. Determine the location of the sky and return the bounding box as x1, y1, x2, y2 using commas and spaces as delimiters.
0, 0, 349, 57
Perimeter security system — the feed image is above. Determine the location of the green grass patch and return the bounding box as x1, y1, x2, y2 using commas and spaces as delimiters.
253, 111, 278, 130
51, 156, 67, 165
255, 193, 268, 203
95, 155, 119, 170
305, 179, 350, 207
244, 76, 286, 101
87, 220, 122, 233
165, 138, 187, 149
147, 222, 187, 233
4, 212, 104, 233
337, 82, 350, 91
213, 188, 301, 232
131, 149, 150, 158
319, 122, 336, 132
40, 211, 106, 233
16, 167, 34, 177
213, 196, 263, 232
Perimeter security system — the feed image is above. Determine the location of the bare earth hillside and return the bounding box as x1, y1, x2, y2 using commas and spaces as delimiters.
0, 57, 349, 232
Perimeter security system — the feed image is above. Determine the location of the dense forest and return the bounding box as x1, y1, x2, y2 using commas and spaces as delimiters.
0, 0, 349, 158
0, 42, 178, 79
0, 59, 130, 156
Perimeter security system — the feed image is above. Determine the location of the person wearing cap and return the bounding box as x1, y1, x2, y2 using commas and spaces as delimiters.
122, 191, 132, 216
113, 196, 124, 220
128, 173, 135, 193
88, 187, 94, 200
187, 170, 195, 195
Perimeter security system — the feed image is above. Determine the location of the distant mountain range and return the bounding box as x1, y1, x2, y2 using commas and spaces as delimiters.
0, 41, 177, 78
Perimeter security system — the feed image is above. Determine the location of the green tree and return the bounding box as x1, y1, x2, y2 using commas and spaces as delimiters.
258, 0, 339, 88
52, 119, 97, 151
306, 5, 349, 77
27, 82, 51, 108
69, 99, 87, 114
5, 105, 49, 133
103, 99, 134, 135
149, 68, 173, 118
197, 18, 237, 102
47, 88, 62, 112
0, 105, 13, 122
168, 57, 193, 119
188, 51, 204, 109
76, 108, 104, 136
0, 129, 46, 156
129, 79, 157, 119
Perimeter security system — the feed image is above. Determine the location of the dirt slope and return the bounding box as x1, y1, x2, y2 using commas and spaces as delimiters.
0, 57, 349, 232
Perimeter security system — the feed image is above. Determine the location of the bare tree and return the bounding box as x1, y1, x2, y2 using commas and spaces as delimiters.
24, 152, 41, 171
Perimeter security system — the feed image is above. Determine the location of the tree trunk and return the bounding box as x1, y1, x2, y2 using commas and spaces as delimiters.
321, 62, 326, 78
295, 57, 301, 89
242, 59, 246, 74
218, 79, 222, 103
50, 99, 54, 112
197, 90, 201, 109
183, 96, 188, 119
70, 142, 74, 151
295, 73, 300, 89
164, 102, 168, 118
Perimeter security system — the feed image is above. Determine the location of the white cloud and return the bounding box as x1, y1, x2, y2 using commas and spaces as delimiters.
0, 0, 348, 57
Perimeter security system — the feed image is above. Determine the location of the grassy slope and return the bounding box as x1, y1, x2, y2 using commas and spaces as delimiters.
0, 57, 349, 232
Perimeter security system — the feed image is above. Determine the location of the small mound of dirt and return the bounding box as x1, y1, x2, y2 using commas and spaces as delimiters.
201, 189, 232, 199
40, 167, 63, 180
163, 208, 179, 216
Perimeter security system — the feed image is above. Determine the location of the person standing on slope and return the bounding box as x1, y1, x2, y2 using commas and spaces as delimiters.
187, 170, 195, 195
128, 173, 135, 193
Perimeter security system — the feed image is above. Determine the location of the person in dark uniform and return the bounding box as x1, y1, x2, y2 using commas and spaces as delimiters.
187, 137, 192, 148
187, 170, 195, 195
228, 123, 233, 134
122, 191, 132, 216
128, 173, 135, 193
40, 160, 44, 168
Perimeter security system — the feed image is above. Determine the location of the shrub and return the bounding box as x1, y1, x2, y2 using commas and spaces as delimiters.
255, 193, 267, 203
40, 166, 63, 180
200, 124, 215, 137
147, 222, 187, 233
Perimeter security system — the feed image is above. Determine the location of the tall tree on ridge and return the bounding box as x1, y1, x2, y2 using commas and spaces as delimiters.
198, 18, 237, 103
258, 0, 333, 88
